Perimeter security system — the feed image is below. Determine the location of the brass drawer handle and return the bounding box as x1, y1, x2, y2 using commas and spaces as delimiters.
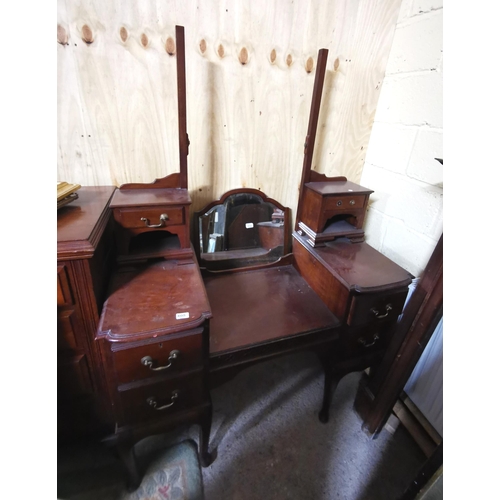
140, 213, 169, 228
147, 390, 179, 411
370, 304, 392, 319
358, 334, 380, 348
141, 350, 180, 371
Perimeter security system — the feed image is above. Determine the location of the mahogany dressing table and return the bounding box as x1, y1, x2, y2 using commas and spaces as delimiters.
62, 28, 413, 491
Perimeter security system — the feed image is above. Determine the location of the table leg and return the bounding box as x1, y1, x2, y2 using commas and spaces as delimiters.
199, 405, 213, 467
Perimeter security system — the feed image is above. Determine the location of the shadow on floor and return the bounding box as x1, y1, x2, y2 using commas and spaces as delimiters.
57, 352, 427, 500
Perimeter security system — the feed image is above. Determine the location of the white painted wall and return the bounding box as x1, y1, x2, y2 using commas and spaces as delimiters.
361, 0, 443, 278
361, 0, 443, 436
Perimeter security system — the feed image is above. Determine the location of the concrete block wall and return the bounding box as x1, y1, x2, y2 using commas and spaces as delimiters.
361, 0, 443, 278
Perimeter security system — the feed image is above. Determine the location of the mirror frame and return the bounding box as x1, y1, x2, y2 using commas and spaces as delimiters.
193, 188, 291, 270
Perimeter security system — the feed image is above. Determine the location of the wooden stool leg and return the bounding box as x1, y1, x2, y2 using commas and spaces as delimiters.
116, 442, 142, 492
199, 405, 213, 467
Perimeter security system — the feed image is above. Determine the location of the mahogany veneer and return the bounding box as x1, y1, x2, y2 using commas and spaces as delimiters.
57, 186, 116, 441
204, 261, 341, 355
96, 260, 213, 484
110, 188, 193, 262
79, 36, 417, 493
292, 231, 413, 421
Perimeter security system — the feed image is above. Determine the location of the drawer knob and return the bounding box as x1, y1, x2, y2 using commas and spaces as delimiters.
141, 350, 180, 371
147, 390, 179, 411
358, 334, 380, 348
336, 200, 343, 206
370, 304, 392, 319
349, 200, 356, 205
140, 213, 169, 228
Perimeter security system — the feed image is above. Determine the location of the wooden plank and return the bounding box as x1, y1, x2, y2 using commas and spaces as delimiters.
57, 0, 402, 218
393, 399, 437, 458
402, 393, 442, 446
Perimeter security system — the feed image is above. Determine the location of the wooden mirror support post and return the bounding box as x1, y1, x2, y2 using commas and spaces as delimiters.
295, 47, 373, 247
108, 25, 193, 264
292, 46, 415, 424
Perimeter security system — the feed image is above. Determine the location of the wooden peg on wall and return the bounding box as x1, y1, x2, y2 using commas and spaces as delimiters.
81, 24, 93, 44
217, 44, 225, 58
286, 54, 293, 67
270, 49, 277, 64
57, 25, 68, 45
119, 27, 128, 42
141, 33, 149, 47
305, 57, 314, 73
334, 57, 340, 71
239, 47, 249, 65
166, 37, 176, 55
199, 39, 207, 54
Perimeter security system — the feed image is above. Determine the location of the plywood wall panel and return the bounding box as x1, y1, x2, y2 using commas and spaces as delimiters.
57, 0, 401, 216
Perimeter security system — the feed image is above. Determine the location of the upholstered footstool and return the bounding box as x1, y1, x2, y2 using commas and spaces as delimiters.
122, 440, 204, 500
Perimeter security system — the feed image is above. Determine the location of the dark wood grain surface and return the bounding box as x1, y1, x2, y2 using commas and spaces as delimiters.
110, 188, 191, 208
294, 232, 413, 293
304, 180, 373, 196
98, 260, 212, 341
57, 186, 116, 442
203, 264, 341, 354
57, 186, 116, 259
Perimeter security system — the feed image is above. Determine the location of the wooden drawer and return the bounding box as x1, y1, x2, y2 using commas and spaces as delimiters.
323, 195, 366, 211
113, 206, 184, 229
112, 332, 204, 385
117, 373, 204, 425
340, 325, 391, 358
347, 290, 408, 327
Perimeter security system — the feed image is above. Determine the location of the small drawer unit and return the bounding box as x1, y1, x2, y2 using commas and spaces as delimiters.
96, 258, 213, 447
292, 232, 413, 331
298, 180, 373, 246
109, 187, 193, 262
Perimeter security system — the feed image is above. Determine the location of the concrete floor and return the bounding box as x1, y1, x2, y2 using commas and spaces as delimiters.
58, 351, 426, 500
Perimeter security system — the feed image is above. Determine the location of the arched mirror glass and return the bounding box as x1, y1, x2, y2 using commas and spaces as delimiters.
195, 189, 290, 270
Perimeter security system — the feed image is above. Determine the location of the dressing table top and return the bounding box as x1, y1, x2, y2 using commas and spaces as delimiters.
203, 262, 341, 355
97, 260, 212, 342
57, 185, 116, 260
304, 180, 373, 196
110, 188, 191, 208
294, 232, 413, 293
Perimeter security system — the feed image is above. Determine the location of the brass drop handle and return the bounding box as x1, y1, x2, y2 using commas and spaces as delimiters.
370, 304, 392, 319
140, 213, 169, 228
358, 334, 380, 348
141, 350, 180, 371
147, 390, 179, 411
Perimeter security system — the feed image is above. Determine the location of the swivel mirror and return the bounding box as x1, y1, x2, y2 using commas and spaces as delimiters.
194, 188, 291, 270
